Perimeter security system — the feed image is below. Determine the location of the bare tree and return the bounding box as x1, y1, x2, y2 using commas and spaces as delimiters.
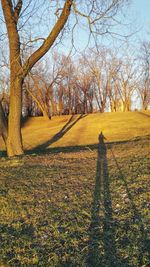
138, 41, 150, 110
76, 57, 94, 113
0, 0, 129, 156
117, 55, 136, 112
107, 53, 122, 112
1, 0, 73, 156
84, 47, 113, 113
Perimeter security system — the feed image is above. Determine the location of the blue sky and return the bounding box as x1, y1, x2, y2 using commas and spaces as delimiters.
130, 0, 150, 40
56, 0, 150, 54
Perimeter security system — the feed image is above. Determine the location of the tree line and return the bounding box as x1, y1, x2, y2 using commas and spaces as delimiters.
1, 43, 150, 120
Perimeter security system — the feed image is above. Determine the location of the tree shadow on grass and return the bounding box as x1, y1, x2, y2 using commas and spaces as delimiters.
30, 114, 87, 153
25, 134, 150, 157
87, 132, 124, 267
137, 111, 150, 118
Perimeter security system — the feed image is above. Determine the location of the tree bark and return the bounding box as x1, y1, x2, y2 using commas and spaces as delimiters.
7, 78, 24, 156
2, 0, 23, 156
0, 101, 8, 146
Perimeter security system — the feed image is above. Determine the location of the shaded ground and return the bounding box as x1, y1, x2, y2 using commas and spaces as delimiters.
0, 135, 150, 266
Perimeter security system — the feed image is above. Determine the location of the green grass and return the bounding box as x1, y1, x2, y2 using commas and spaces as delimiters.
0, 112, 150, 266
0, 137, 150, 266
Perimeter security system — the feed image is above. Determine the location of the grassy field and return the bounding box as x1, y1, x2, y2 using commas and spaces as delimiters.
0, 111, 150, 266
0, 111, 150, 152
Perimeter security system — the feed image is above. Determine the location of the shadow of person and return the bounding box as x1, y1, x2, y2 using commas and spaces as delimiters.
86, 133, 103, 266
101, 133, 119, 267
87, 132, 122, 267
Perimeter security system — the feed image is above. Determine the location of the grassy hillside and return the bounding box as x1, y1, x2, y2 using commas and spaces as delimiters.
22, 111, 150, 151
0, 111, 150, 152
0, 111, 150, 266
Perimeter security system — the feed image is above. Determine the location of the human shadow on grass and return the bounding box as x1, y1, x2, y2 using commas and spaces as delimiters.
111, 150, 150, 267
31, 114, 87, 153
87, 132, 124, 267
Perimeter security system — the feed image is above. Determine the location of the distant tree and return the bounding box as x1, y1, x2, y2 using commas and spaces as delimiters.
107, 53, 122, 112
0, 76, 9, 116
76, 57, 95, 113
138, 41, 150, 110
84, 47, 114, 113
117, 55, 136, 111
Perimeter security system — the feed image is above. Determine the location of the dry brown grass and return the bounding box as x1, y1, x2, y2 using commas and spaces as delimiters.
0, 111, 150, 152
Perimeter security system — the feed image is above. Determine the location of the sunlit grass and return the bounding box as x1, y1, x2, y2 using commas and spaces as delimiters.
0, 111, 150, 152
22, 111, 150, 151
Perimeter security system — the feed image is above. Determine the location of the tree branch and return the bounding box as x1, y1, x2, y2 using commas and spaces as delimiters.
14, 0, 23, 22
22, 0, 73, 78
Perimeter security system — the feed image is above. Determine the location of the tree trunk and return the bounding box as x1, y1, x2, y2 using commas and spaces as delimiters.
1, 0, 24, 156
143, 94, 148, 110
7, 78, 24, 157
101, 100, 105, 113
143, 105, 148, 110
89, 101, 93, 113
25, 86, 49, 119
0, 101, 8, 145
42, 108, 50, 119
1, 0, 73, 156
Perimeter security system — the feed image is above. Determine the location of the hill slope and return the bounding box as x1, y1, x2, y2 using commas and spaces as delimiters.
0, 111, 150, 152
23, 111, 150, 151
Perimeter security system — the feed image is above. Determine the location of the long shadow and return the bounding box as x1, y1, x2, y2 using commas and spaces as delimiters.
86, 133, 103, 266
102, 133, 120, 267
87, 132, 122, 267
26, 134, 150, 156
110, 148, 150, 267
137, 111, 150, 118
32, 114, 87, 152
